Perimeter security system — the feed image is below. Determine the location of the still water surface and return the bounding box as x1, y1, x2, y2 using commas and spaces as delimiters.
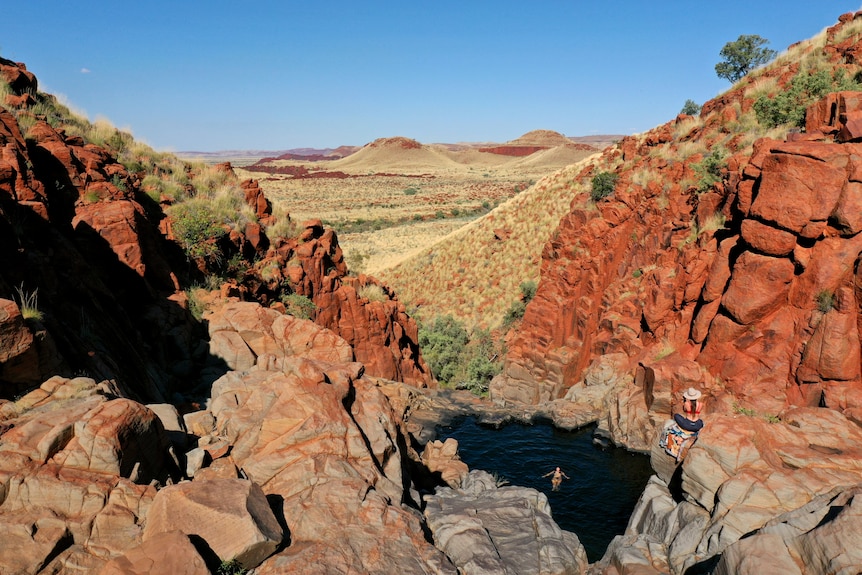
436, 416, 653, 562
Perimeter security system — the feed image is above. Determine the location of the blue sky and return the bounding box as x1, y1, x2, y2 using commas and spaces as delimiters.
3, 1, 861, 151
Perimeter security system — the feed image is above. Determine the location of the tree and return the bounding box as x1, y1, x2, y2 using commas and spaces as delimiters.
715, 35, 777, 83
680, 99, 701, 115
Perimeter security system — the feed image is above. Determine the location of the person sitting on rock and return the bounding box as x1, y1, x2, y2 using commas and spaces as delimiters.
542, 466, 570, 491
660, 387, 705, 461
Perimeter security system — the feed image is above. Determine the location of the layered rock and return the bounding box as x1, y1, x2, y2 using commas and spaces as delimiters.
697, 138, 862, 414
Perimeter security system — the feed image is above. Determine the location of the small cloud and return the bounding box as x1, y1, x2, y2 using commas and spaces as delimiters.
80, 68, 91, 74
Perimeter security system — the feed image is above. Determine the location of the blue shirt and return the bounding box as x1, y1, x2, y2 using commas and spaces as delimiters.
674, 413, 704, 433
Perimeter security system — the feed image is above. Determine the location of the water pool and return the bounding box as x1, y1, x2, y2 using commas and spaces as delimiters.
436, 416, 653, 561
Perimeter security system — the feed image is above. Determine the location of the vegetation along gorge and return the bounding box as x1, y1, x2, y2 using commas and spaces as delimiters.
5, 8, 862, 575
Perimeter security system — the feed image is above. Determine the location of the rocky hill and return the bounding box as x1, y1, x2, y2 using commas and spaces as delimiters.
490, 11, 862, 574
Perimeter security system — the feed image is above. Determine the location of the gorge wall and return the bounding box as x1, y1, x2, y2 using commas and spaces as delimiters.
495, 12, 862, 424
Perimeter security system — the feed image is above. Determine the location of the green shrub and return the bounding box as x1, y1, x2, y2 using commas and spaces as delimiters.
110, 174, 127, 192
403, 186, 419, 195
186, 287, 208, 321
590, 171, 618, 201
691, 147, 727, 193
280, 293, 317, 319
216, 559, 246, 575
680, 99, 701, 115
754, 68, 862, 129
732, 402, 757, 417
455, 328, 502, 396
519, 280, 537, 303
502, 280, 538, 328
166, 199, 225, 260
419, 315, 469, 384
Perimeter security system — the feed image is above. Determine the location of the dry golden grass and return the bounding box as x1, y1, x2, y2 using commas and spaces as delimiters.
242, 138, 598, 285
376, 156, 599, 330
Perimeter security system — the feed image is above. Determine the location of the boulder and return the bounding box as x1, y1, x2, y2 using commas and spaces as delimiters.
142, 478, 283, 570
421, 438, 469, 488
0, 515, 71, 575
208, 356, 454, 573
713, 485, 862, 575
50, 398, 176, 484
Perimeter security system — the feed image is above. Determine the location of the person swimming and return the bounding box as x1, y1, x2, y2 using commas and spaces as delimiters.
542, 466, 570, 491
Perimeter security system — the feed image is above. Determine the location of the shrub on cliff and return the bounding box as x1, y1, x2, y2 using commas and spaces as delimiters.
280, 293, 317, 319
692, 147, 727, 193
754, 68, 862, 128
358, 284, 388, 302
590, 171, 618, 201
167, 199, 226, 260
503, 280, 538, 328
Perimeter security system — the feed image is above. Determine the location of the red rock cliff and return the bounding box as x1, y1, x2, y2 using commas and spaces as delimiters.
495, 12, 862, 424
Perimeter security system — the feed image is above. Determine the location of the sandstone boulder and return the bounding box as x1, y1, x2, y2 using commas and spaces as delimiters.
602, 409, 862, 574
207, 301, 354, 371
143, 478, 283, 570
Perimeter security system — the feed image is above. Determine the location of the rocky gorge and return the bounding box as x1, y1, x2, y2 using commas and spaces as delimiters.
3, 10, 862, 575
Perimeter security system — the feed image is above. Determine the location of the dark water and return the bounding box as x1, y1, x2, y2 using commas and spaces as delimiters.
436, 416, 653, 562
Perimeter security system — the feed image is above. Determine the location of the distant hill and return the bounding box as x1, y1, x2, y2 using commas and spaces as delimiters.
177, 146, 360, 166
181, 131, 622, 168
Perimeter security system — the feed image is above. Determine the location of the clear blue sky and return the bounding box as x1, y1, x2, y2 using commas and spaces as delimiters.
4, 1, 861, 151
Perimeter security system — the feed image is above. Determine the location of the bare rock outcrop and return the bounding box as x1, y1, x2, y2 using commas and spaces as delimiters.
425, 470, 588, 575
0, 377, 172, 573
421, 437, 469, 488
591, 409, 862, 574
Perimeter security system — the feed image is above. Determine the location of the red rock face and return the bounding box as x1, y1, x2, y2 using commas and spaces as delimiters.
496, 19, 862, 421
238, 220, 433, 388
